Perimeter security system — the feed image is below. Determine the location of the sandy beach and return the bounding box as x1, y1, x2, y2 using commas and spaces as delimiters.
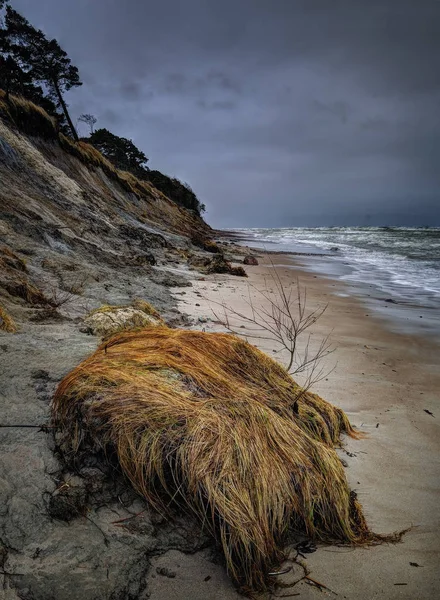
171, 250, 440, 599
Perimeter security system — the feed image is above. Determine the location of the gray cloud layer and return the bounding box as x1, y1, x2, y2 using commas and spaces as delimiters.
13, 0, 440, 226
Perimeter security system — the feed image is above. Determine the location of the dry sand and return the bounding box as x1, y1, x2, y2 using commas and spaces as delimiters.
171, 252, 440, 600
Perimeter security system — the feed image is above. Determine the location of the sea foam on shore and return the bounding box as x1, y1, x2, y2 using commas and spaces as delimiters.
233, 226, 440, 339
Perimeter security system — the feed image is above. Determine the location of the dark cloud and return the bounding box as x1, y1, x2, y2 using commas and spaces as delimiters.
11, 0, 440, 226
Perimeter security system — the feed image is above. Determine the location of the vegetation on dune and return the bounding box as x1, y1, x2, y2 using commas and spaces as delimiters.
1, 2, 206, 217
146, 169, 205, 214
85, 128, 205, 215
0, 89, 57, 138
0, 91, 208, 235
52, 326, 388, 592
58, 133, 119, 177
191, 231, 221, 253
0, 2, 81, 138
86, 128, 149, 175
0, 304, 16, 332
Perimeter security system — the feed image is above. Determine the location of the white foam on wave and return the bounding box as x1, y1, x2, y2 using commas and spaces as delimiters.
237, 226, 440, 307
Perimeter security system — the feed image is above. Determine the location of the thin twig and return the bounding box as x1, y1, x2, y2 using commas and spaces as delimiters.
208, 265, 334, 394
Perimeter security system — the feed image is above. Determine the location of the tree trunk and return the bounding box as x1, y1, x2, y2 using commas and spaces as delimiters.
53, 79, 78, 141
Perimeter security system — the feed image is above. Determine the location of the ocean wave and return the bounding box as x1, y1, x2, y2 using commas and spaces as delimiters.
236, 226, 440, 305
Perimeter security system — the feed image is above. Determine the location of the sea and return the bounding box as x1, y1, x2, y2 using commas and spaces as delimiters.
233, 227, 440, 339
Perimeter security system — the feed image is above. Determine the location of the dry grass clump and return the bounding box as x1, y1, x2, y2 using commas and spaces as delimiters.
4, 278, 53, 306
0, 305, 17, 333
229, 265, 247, 277
116, 170, 155, 197
131, 298, 162, 320
206, 255, 248, 277
0, 90, 57, 139
0, 246, 27, 273
58, 135, 119, 179
83, 301, 164, 337
0, 246, 52, 307
53, 328, 385, 592
191, 232, 221, 253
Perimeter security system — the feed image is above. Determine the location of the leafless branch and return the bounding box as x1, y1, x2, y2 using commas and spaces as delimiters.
210, 261, 334, 395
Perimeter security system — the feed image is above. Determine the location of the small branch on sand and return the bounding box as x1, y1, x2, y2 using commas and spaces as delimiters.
305, 575, 338, 594
111, 509, 147, 524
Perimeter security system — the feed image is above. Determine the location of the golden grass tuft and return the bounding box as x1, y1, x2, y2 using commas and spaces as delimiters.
58, 135, 119, 178
191, 232, 221, 253
52, 328, 389, 592
0, 246, 27, 272
4, 278, 53, 306
131, 298, 162, 320
0, 90, 57, 139
0, 305, 17, 333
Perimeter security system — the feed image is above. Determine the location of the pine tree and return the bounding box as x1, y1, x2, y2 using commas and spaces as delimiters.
2, 6, 82, 139
87, 128, 149, 174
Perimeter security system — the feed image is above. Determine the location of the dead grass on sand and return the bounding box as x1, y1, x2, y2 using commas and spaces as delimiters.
0, 305, 17, 333
53, 327, 391, 592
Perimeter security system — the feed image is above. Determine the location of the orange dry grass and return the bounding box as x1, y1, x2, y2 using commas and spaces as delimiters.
52, 328, 383, 591
0, 246, 27, 273
0, 305, 17, 333
0, 90, 57, 138
59, 135, 118, 177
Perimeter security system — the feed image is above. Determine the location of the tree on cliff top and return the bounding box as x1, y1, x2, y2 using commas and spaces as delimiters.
1, 5, 82, 139
78, 113, 97, 135
86, 128, 204, 214
87, 128, 149, 174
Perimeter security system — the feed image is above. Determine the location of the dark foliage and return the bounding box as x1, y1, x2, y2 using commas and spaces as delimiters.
0, 2, 206, 218
0, 4, 81, 138
85, 128, 205, 215
86, 128, 148, 174
147, 170, 205, 214
191, 232, 220, 253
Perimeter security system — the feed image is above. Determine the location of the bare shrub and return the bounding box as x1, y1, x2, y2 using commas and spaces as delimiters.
211, 265, 334, 397
47, 274, 90, 309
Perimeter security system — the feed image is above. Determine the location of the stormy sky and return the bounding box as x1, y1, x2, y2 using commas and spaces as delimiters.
11, 0, 440, 227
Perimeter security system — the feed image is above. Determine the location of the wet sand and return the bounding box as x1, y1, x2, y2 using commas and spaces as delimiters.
172, 251, 440, 599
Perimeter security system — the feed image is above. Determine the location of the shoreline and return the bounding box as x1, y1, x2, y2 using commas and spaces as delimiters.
172, 249, 440, 599
232, 235, 440, 342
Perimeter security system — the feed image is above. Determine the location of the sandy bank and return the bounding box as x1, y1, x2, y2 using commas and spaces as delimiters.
172, 251, 440, 599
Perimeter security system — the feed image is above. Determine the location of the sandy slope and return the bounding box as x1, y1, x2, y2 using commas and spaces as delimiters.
172, 252, 440, 600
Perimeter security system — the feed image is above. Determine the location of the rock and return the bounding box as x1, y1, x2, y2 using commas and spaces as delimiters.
243, 255, 259, 266
83, 304, 163, 337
